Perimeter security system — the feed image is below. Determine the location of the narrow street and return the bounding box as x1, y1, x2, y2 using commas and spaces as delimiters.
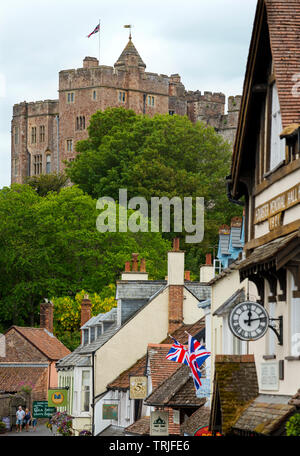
1, 423, 53, 437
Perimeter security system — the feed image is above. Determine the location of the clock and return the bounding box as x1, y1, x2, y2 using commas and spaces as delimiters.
228, 301, 269, 341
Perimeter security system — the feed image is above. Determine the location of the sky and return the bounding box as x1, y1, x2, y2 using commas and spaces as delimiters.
0, 0, 257, 189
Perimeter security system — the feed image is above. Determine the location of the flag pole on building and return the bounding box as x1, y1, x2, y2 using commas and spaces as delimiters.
99, 19, 101, 63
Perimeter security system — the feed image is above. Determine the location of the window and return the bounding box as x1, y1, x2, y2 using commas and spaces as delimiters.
81, 371, 90, 412
33, 154, 42, 175
269, 83, 285, 171
66, 139, 73, 152
147, 95, 155, 107
14, 126, 19, 145
31, 127, 37, 144
39, 125, 45, 142
67, 92, 75, 103
97, 325, 102, 338
118, 91, 126, 103
90, 327, 95, 343
76, 116, 85, 130
83, 329, 89, 345
92, 90, 97, 100
46, 154, 51, 174
14, 158, 18, 177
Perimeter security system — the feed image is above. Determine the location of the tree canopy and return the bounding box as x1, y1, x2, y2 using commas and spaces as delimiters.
66, 108, 243, 273
0, 184, 170, 331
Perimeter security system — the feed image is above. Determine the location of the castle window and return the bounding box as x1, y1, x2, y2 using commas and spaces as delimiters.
46, 154, 51, 174
33, 154, 42, 175
14, 126, 19, 145
67, 92, 75, 103
76, 116, 85, 130
66, 139, 73, 152
39, 125, 45, 142
119, 91, 126, 103
31, 127, 37, 144
92, 90, 97, 100
147, 95, 155, 107
14, 158, 18, 177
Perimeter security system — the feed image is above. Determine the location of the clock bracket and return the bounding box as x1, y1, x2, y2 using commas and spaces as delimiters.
268, 316, 283, 345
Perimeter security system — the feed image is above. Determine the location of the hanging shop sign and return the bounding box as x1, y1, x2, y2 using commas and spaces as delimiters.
129, 376, 147, 400
150, 411, 169, 436
33, 401, 56, 418
48, 389, 68, 407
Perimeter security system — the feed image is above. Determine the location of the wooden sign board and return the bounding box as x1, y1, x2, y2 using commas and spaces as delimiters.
150, 411, 169, 436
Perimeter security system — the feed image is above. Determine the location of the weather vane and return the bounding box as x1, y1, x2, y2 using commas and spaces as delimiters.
124, 24, 133, 40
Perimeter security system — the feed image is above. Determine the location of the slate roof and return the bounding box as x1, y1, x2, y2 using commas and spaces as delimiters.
181, 406, 211, 435
11, 326, 70, 361
115, 39, 146, 69
233, 397, 296, 435
116, 281, 166, 300
184, 283, 211, 301
145, 364, 206, 408
238, 231, 299, 272
81, 308, 117, 329
125, 416, 150, 435
0, 366, 48, 393
98, 425, 125, 436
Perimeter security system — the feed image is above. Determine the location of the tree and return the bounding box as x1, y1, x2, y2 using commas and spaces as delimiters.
26, 172, 68, 196
66, 108, 243, 273
0, 184, 170, 330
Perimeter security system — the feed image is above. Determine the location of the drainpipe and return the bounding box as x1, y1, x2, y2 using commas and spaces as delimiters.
56, 115, 60, 173
226, 176, 244, 206
92, 351, 95, 435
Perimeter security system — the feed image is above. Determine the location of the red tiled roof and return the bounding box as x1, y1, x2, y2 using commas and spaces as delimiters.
148, 344, 181, 390
12, 326, 70, 360
0, 366, 48, 392
265, 0, 300, 128
125, 416, 150, 435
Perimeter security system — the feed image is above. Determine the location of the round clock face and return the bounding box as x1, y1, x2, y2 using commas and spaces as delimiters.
228, 301, 269, 341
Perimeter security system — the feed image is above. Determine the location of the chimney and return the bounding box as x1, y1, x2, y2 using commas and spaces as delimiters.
121, 254, 148, 280
40, 299, 54, 334
168, 238, 185, 333
184, 271, 191, 281
200, 253, 214, 283
81, 294, 92, 328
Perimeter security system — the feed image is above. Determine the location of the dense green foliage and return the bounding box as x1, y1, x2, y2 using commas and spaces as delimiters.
26, 172, 68, 196
66, 108, 242, 273
286, 414, 300, 436
0, 184, 170, 331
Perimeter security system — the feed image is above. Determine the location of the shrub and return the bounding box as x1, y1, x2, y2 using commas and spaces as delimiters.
286, 414, 300, 436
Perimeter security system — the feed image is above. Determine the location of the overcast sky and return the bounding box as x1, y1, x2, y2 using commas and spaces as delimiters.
0, 0, 257, 189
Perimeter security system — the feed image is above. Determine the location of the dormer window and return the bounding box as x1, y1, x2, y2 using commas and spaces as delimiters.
97, 325, 102, 338
90, 326, 95, 343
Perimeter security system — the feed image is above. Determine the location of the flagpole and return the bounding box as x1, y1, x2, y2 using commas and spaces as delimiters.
99, 19, 101, 64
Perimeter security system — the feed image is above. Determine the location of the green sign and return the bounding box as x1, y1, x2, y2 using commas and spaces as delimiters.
48, 389, 68, 407
33, 401, 56, 418
103, 404, 118, 420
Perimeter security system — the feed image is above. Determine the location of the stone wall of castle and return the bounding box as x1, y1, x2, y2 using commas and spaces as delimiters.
11, 39, 241, 184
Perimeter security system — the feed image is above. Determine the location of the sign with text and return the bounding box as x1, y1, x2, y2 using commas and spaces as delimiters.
254, 183, 300, 226
48, 389, 68, 407
150, 411, 169, 436
103, 404, 118, 420
260, 362, 279, 391
33, 401, 56, 418
129, 376, 147, 399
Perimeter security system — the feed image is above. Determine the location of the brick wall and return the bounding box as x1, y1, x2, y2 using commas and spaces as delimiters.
168, 285, 184, 333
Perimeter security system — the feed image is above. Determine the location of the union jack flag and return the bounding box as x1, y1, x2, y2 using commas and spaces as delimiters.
188, 334, 211, 392
166, 337, 189, 365
87, 23, 100, 38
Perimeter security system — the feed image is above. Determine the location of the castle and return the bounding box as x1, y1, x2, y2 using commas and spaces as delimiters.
11, 37, 241, 184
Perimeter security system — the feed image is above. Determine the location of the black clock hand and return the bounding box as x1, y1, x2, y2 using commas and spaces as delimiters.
243, 316, 267, 324
245, 310, 252, 327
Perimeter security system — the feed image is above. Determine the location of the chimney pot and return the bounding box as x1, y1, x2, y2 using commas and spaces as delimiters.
173, 238, 180, 252
184, 271, 191, 281
140, 258, 146, 273
131, 253, 139, 272
206, 254, 212, 265
125, 261, 131, 272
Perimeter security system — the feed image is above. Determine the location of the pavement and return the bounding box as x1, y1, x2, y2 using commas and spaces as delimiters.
1, 423, 53, 437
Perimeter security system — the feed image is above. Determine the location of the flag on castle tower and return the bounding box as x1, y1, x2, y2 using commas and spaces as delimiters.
87, 23, 100, 38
